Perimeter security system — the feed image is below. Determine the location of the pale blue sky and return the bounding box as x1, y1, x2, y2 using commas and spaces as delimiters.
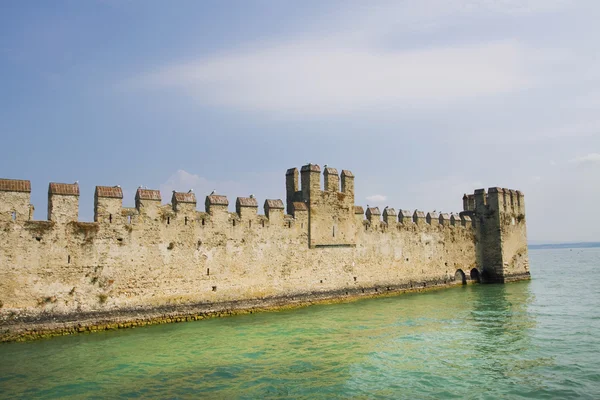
1, 1, 599, 242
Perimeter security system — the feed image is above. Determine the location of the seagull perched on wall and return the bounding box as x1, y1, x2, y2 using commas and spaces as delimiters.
188, 189, 193, 193
249, 194, 254, 198
210, 190, 216, 195
75, 180, 79, 184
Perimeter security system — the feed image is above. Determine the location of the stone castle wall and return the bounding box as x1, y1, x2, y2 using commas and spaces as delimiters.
0, 165, 529, 341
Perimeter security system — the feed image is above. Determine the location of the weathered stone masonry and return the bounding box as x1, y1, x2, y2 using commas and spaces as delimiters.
0, 164, 529, 341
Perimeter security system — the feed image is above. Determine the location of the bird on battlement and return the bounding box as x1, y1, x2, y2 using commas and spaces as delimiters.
188, 189, 193, 193
210, 189, 216, 195
324, 164, 328, 169
75, 181, 79, 184
250, 194, 254, 198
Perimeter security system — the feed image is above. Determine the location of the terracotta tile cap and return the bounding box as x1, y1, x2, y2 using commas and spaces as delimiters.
49, 182, 79, 196
206, 195, 229, 206
264, 199, 284, 209
293, 202, 308, 211
236, 196, 258, 207
0, 179, 31, 193
173, 191, 197, 204
95, 186, 123, 199
136, 188, 161, 201
300, 164, 321, 172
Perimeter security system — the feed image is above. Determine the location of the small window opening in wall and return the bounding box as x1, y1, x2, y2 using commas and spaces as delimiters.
11, 211, 16, 221
261, 220, 265, 227
332, 226, 335, 237
345, 291, 349, 295
288, 221, 292, 228
320, 280, 323, 283
406, 258, 409, 262
353, 276, 357, 282
117, 238, 123, 242
232, 219, 236, 227
127, 215, 132, 224
365, 224, 368, 231
67, 255, 71, 264
361, 289, 365, 293
207, 268, 210, 276
249, 220, 252, 228
212, 286, 217, 292
167, 216, 170, 225
202, 219, 205, 226
35, 236, 42, 242
374, 288, 378, 292
109, 214, 112, 223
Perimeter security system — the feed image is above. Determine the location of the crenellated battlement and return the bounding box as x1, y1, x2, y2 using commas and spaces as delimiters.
0, 167, 529, 341
0, 176, 525, 248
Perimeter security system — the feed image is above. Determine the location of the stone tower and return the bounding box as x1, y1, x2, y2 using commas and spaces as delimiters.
464, 187, 529, 282
286, 164, 355, 248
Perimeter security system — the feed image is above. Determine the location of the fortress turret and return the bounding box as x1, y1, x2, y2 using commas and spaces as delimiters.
264, 199, 284, 223
399, 210, 413, 225
286, 168, 300, 215
289, 164, 356, 247
94, 186, 123, 223
468, 187, 529, 283
366, 207, 381, 224
205, 195, 229, 223
300, 164, 321, 201
48, 182, 79, 223
172, 191, 197, 213
236, 196, 258, 221
341, 170, 354, 204
136, 188, 161, 219
0, 179, 32, 222
413, 210, 426, 226
324, 167, 339, 192
383, 207, 397, 227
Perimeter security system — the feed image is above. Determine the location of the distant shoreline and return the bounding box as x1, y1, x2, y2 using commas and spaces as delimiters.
529, 242, 600, 250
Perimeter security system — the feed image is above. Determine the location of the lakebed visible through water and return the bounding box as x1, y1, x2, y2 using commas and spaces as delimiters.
1, 248, 599, 399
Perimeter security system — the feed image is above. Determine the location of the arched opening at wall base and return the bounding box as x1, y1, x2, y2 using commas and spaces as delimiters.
470, 268, 480, 283
454, 269, 466, 285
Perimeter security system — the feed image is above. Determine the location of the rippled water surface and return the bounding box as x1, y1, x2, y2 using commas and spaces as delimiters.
1, 248, 600, 399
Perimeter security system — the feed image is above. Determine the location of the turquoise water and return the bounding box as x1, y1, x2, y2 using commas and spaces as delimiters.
1, 248, 599, 399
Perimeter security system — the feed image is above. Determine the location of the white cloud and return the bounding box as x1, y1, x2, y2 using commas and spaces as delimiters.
124, 0, 580, 117
137, 40, 530, 116
569, 153, 600, 165
366, 194, 387, 203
